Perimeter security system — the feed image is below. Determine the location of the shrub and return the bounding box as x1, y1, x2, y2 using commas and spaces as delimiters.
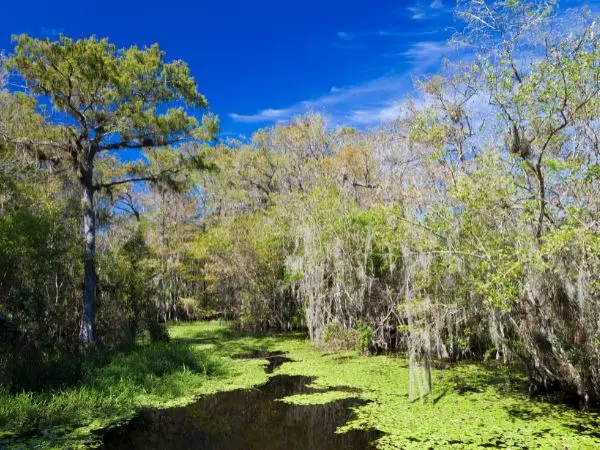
322, 322, 357, 351
355, 320, 373, 354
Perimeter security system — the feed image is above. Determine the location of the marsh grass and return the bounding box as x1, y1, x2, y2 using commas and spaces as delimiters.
0, 342, 224, 447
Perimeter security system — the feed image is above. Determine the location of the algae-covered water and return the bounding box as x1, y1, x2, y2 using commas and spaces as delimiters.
2, 321, 600, 449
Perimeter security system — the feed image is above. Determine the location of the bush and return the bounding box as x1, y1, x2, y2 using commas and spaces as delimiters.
355, 320, 373, 354
322, 322, 357, 351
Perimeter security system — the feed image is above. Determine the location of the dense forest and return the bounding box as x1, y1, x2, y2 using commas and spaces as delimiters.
1, 0, 600, 440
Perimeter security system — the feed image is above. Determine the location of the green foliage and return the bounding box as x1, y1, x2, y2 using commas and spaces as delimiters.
3, 34, 219, 188
6, 35, 209, 142
355, 320, 373, 354
0, 205, 81, 391
2, 32, 218, 345
97, 225, 162, 345
189, 206, 297, 330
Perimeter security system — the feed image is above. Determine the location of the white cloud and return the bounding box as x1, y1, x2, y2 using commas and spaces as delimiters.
407, 0, 449, 20
228, 43, 451, 127
348, 103, 403, 126
384, 40, 453, 67
407, 6, 426, 20
229, 75, 412, 126
229, 108, 294, 124
230, 1, 595, 131
402, 41, 449, 61
229, 36, 458, 126
336, 31, 354, 41
333, 28, 441, 43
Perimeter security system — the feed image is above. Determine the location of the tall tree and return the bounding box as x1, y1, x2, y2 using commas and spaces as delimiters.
3, 35, 218, 343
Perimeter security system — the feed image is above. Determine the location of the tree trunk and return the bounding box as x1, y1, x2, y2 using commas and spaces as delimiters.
79, 170, 96, 344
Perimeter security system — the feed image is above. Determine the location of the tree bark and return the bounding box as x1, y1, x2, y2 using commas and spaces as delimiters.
79, 164, 96, 344
534, 158, 546, 243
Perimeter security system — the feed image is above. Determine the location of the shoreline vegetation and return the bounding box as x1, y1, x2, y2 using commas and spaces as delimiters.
2, 321, 600, 449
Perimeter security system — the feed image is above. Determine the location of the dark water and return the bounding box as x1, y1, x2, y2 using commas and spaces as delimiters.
100, 375, 381, 449
99, 352, 382, 449
232, 350, 293, 373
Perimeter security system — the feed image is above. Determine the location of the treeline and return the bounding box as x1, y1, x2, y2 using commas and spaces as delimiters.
1, 0, 600, 406
191, 1, 600, 404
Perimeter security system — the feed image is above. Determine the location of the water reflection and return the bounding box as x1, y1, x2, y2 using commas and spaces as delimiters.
100, 375, 381, 449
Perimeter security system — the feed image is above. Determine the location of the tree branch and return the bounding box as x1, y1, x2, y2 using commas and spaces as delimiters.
97, 136, 189, 152
94, 166, 182, 191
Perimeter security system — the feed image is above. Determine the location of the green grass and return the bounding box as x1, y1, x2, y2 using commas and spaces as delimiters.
2, 320, 600, 449
0, 341, 227, 449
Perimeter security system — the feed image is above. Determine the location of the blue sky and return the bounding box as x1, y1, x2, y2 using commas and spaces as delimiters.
0, 0, 596, 137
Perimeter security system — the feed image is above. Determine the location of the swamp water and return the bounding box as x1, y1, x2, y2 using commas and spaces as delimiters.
99, 351, 382, 449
